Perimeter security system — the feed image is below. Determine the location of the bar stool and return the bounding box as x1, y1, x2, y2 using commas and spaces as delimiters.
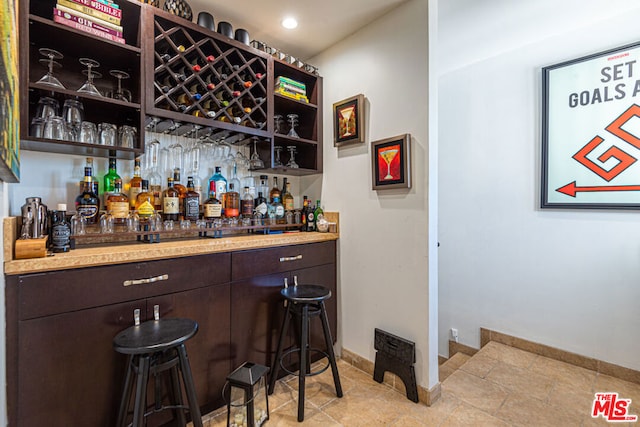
268, 279, 343, 422
113, 315, 203, 427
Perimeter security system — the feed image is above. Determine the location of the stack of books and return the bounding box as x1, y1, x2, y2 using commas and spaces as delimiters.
275, 76, 309, 103
53, 0, 125, 45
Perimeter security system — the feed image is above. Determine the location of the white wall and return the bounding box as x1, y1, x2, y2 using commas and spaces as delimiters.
439, 0, 640, 370
306, 0, 436, 388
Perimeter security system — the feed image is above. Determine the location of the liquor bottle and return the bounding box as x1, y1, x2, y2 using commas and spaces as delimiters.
254, 191, 268, 217
135, 179, 155, 220
85, 157, 99, 196
229, 163, 241, 196
162, 177, 180, 221
183, 176, 200, 221
203, 181, 222, 220
128, 157, 142, 209
300, 196, 309, 230
173, 168, 187, 218
283, 181, 294, 212
240, 186, 254, 218
103, 153, 121, 206
76, 167, 100, 224
269, 176, 280, 203
268, 195, 285, 223
106, 178, 129, 223
306, 200, 316, 232
281, 177, 288, 196
209, 166, 227, 207
224, 182, 240, 218
50, 203, 71, 253
258, 175, 269, 200
314, 199, 324, 229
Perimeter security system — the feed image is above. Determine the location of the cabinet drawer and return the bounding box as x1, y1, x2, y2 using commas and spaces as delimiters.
231, 241, 336, 281
18, 252, 230, 320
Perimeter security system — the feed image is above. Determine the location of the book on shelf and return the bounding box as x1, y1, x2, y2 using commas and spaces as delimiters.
53, 14, 125, 44
54, 7, 123, 37
67, 0, 122, 19
57, 0, 121, 25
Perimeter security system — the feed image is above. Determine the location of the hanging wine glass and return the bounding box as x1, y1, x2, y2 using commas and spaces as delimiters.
286, 145, 299, 169
249, 137, 264, 169
274, 114, 284, 134
287, 113, 299, 138
109, 69, 132, 102
77, 58, 103, 97
168, 121, 184, 173
37, 48, 66, 89
274, 145, 283, 167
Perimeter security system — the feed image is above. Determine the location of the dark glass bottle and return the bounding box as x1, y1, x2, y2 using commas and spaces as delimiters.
50, 203, 71, 253
254, 191, 268, 217
76, 167, 101, 224
103, 153, 120, 207
183, 176, 200, 221
203, 181, 222, 220
162, 177, 180, 221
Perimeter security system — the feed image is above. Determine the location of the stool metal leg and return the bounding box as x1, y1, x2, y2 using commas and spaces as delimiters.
133, 355, 150, 427
268, 302, 292, 395
169, 362, 187, 426
117, 355, 135, 427
298, 303, 309, 422
320, 301, 343, 397
176, 344, 203, 427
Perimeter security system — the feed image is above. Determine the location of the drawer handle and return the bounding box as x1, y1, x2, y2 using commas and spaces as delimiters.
123, 274, 169, 287
280, 254, 302, 262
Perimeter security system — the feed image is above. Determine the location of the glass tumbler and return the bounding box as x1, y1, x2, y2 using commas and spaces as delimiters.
118, 125, 136, 149
79, 121, 98, 144
62, 99, 84, 140
70, 212, 86, 235
99, 212, 114, 233
98, 123, 117, 146
34, 97, 59, 120
43, 116, 67, 140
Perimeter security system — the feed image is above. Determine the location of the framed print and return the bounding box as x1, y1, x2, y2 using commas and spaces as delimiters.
0, 0, 20, 182
333, 94, 365, 146
542, 41, 640, 209
371, 134, 411, 190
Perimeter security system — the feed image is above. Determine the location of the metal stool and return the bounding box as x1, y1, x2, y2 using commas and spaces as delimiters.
113, 316, 203, 427
268, 280, 343, 422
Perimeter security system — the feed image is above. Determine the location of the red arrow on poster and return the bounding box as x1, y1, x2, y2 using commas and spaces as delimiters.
556, 181, 640, 197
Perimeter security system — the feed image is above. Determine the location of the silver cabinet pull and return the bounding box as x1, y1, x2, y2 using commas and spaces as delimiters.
123, 274, 169, 287
134, 308, 141, 326
279, 254, 302, 262
153, 304, 160, 320
283, 277, 289, 288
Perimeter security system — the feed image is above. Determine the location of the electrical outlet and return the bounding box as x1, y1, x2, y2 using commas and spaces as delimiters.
450, 328, 459, 343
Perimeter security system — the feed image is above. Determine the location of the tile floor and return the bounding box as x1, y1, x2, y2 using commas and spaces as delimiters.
196, 342, 640, 426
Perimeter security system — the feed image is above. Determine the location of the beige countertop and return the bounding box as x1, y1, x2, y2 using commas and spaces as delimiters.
4, 213, 339, 276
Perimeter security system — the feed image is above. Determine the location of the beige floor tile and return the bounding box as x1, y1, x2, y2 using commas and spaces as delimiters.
593, 373, 640, 403
495, 393, 581, 427
442, 369, 509, 414
439, 402, 511, 427
546, 381, 597, 419
444, 352, 472, 370
486, 361, 554, 401
321, 388, 409, 426
529, 355, 597, 391
439, 364, 456, 382
477, 342, 537, 369
388, 414, 430, 426
459, 351, 500, 379
270, 399, 342, 426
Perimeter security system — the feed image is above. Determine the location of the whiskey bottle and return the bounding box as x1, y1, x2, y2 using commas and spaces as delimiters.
173, 168, 187, 218
269, 176, 280, 203
50, 204, 71, 253
76, 167, 100, 224
283, 181, 294, 212
128, 157, 142, 208
106, 178, 129, 223
103, 153, 121, 207
300, 196, 309, 230
224, 182, 240, 218
85, 157, 99, 196
203, 181, 222, 220
183, 176, 200, 221
135, 179, 155, 220
162, 177, 180, 221
241, 186, 254, 218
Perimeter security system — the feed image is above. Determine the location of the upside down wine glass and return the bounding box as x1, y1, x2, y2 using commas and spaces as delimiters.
287, 113, 299, 138
78, 58, 103, 97
286, 145, 299, 169
37, 48, 66, 89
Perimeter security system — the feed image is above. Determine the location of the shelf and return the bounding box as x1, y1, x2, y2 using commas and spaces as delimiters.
274, 93, 318, 110
20, 136, 138, 160
29, 83, 141, 110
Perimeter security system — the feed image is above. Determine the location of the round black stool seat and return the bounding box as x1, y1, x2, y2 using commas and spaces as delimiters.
281, 284, 331, 303
114, 318, 198, 355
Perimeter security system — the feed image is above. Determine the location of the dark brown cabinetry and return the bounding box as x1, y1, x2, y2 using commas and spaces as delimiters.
5, 241, 337, 426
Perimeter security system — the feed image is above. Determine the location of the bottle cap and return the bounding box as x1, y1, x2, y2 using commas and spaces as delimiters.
57, 203, 67, 211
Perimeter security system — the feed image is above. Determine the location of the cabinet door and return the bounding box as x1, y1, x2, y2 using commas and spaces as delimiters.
149, 283, 231, 413
17, 299, 144, 427
230, 272, 290, 370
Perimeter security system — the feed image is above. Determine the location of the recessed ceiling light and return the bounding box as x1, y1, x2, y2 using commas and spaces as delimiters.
282, 17, 298, 29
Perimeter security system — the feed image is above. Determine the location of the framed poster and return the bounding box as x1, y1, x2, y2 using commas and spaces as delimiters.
0, 0, 20, 182
542, 42, 640, 209
371, 134, 411, 190
333, 94, 365, 147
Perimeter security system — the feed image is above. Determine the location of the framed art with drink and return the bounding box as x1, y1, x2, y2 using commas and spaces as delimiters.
371, 134, 411, 190
333, 94, 365, 147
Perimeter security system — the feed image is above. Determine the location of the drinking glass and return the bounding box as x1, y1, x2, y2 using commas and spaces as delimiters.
118, 125, 137, 149
273, 146, 283, 167
100, 212, 114, 233
150, 213, 163, 231
43, 116, 67, 140
62, 99, 84, 141
286, 145, 299, 168
77, 58, 103, 97
70, 212, 86, 235
287, 113, 299, 138
98, 123, 117, 146
163, 220, 175, 231
34, 97, 60, 120
30, 118, 45, 138
249, 137, 264, 169
109, 69, 132, 102
37, 48, 66, 89
126, 210, 140, 232
274, 114, 284, 134
79, 121, 98, 144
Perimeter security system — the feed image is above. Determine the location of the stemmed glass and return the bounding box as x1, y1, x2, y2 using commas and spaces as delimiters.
37, 48, 66, 89
77, 58, 103, 96
249, 137, 264, 169
274, 146, 283, 167
287, 113, 299, 138
286, 145, 299, 169
274, 114, 284, 134
109, 69, 132, 102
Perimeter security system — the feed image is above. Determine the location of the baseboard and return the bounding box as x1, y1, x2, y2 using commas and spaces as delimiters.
341, 348, 441, 406
448, 340, 479, 358
481, 328, 640, 385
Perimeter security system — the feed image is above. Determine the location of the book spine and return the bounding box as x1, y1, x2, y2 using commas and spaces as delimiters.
56, 0, 121, 25
53, 14, 125, 44
67, 0, 121, 19
56, 4, 123, 32
53, 8, 123, 37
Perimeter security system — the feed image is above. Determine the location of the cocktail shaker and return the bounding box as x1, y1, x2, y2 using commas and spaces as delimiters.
21, 197, 48, 238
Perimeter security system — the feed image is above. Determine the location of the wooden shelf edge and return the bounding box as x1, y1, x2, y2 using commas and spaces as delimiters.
29, 83, 142, 110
